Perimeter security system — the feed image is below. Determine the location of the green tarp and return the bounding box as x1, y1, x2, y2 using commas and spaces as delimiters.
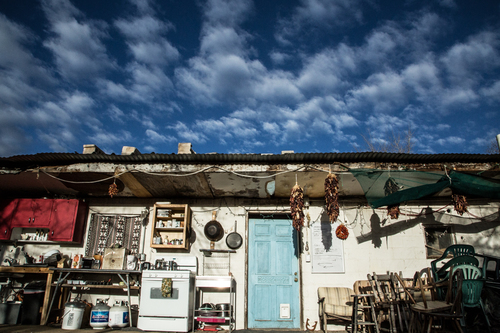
350, 169, 500, 208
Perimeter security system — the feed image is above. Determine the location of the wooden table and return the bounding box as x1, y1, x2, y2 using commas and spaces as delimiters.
0, 266, 54, 326
47, 268, 141, 327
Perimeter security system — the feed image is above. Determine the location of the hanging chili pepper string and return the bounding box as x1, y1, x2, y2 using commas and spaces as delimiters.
324, 173, 339, 223
290, 182, 304, 231
108, 178, 119, 198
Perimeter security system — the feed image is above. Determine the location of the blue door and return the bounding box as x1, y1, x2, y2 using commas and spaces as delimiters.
248, 218, 300, 328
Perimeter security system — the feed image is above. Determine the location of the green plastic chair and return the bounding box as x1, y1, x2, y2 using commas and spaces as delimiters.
432, 252, 479, 300
450, 265, 491, 332
433, 255, 479, 283
431, 245, 475, 280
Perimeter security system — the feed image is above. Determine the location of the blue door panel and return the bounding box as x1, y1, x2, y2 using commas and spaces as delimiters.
276, 225, 289, 236
248, 218, 300, 328
254, 284, 272, 321
256, 241, 271, 274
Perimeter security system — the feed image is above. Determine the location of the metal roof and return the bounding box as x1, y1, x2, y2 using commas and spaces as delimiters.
1, 152, 499, 169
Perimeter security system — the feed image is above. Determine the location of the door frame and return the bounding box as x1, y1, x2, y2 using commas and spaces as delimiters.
244, 212, 303, 329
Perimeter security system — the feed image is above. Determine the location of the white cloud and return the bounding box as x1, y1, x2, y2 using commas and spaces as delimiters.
41, 0, 115, 81
115, 16, 179, 66
88, 130, 133, 149
127, 62, 174, 96
438, 0, 457, 9
269, 51, 291, 65
402, 61, 441, 96
441, 31, 500, 87
440, 87, 479, 107
107, 105, 126, 124
263, 122, 280, 133
436, 136, 466, 146
115, 15, 174, 40
297, 45, 356, 94
365, 114, 408, 135
202, 0, 254, 28
145, 129, 175, 143
480, 80, 500, 102
129, 40, 179, 66
193, 116, 258, 140
275, 0, 365, 44
170, 122, 208, 143
200, 26, 250, 57
37, 129, 74, 152
0, 15, 54, 107
347, 72, 407, 112
32, 91, 95, 126
175, 0, 302, 106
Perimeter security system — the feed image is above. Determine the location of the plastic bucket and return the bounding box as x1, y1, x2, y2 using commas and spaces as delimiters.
62, 301, 86, 330
0, 301, 21, 324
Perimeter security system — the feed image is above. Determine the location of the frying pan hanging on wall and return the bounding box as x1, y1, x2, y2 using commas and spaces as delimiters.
204, 211, 224, 249
226, 221, 243, 250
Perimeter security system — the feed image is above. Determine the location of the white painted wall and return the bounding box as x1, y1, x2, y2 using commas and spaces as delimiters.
1, 198, 499, 330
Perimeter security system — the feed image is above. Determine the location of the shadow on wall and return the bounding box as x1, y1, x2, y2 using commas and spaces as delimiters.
355, 207, 500, 248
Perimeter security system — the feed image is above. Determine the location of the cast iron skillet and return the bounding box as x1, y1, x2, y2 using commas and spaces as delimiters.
204, 211, 224, 242
225, 221, 243, 249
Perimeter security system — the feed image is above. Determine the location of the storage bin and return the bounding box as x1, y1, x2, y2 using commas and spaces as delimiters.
0, 301, 22, 324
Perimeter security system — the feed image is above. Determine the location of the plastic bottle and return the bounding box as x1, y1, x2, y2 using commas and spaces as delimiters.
73, 255, 79, 268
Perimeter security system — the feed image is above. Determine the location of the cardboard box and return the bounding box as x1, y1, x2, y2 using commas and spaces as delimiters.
102, 248, 127, 270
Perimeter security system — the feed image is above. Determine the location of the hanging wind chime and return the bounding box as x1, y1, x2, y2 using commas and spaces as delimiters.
325, 172, 348, 240
290, 177, 304, 231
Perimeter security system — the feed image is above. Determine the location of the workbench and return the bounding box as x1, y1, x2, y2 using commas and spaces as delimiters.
0, 266, 54, 326
47, 268, 141, 327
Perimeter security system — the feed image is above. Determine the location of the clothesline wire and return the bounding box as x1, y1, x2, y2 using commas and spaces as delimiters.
39, 164, 343, 184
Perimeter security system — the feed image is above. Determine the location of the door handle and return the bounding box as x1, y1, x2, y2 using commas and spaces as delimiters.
294, 278, 298, 282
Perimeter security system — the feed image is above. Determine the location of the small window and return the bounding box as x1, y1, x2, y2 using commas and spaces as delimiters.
424, 225, 454, 258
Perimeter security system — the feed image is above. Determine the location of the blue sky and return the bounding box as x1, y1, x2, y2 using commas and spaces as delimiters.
0, 0, 499, 157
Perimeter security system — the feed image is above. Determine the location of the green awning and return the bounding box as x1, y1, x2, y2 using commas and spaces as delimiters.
351, 169, 500, 208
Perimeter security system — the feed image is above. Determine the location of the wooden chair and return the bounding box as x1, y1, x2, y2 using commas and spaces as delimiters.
400, 268, 464, 333
389, 273, 414, 332
318, 287, 355, 332
367, 273, 400, 333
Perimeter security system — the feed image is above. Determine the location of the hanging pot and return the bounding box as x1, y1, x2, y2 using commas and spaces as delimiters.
204, 211, 224, 242
226, 221, 242, 250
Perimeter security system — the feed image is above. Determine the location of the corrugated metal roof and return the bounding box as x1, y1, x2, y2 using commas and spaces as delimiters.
1, 152, 499, 169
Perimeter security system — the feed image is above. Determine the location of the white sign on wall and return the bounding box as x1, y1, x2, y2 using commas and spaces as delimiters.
311, 222, 345, 273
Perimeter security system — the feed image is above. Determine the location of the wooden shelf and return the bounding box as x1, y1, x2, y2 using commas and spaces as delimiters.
151, 204, 191, 250
155, 227, 184, 231
52, 283, 140, 290
150, 244, 186, 249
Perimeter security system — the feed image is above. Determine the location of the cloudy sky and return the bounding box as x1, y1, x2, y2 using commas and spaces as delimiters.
0, 0, 499, 157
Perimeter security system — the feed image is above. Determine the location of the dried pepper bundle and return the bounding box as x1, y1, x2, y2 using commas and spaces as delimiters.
336, 224, 349, 240
452, 194, 468, 215
324, 173, 339, 223
387, 205, 400, 219
290, 184, 304, 231
384, 177, 400, 219
108, 182, 119, 198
